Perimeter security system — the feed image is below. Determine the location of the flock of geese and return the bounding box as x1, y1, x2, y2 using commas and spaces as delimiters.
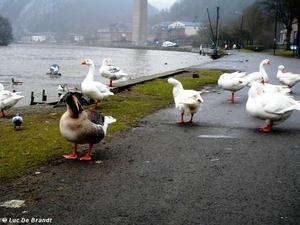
59, 57, 205, 160
61, 57, 300, 159
217, 59, 300, 132
2, 57, 300, 160
51, 57, 129, 160
58, 58, 129, 160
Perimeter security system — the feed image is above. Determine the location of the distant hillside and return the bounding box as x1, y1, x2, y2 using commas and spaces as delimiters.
0, 0, 158, 37
168, 0, 257, 23
0, 0, 256, 38
148, 0, 256, 27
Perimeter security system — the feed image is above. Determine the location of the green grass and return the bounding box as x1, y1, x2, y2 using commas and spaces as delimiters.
274, 49, 299, 58
0, 70, 223, 183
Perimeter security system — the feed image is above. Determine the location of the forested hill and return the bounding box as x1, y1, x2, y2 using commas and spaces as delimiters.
150, 0, 256, 25
0, 0, 256, 37
0, 0, 158, 35
171, 0, 256, 20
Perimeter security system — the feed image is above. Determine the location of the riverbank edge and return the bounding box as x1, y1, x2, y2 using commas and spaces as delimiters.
1, 67, 214, 121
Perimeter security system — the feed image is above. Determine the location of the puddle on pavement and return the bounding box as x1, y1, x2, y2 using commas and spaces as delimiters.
198, 134, 233, 138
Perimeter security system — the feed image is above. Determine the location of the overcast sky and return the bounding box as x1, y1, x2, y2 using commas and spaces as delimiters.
148, 0, 177, 10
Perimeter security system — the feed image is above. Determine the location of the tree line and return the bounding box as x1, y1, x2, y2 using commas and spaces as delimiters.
149, 0, 300, 53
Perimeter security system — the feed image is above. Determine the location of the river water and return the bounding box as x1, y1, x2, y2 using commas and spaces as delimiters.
0, 44, 212, 107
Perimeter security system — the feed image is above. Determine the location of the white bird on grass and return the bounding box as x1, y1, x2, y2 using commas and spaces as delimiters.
81, 59, 114, 110
0, 83, 23, 117
99, 57, 130, 87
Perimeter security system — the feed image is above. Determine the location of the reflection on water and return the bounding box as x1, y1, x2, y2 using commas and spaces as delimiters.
0, 44, 212, 107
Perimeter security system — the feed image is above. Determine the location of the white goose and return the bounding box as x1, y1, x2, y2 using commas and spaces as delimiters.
244, 59, 271, 86
246, 81, 300, 132
277, 65, 300, 88
60, 95, 116, 160
99, 58, 130, 87
0, 83, 24, 117
168, 77, 203, 123
259, 78, 291, 95
217, 71, 249, 101
81, 59, 114, 109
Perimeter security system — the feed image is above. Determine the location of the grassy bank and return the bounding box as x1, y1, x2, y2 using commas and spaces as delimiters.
0, 69, 224, 184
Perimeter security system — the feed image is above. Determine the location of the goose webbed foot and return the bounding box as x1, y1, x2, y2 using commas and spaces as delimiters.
63, 152, 78, 159
63, 144, 78, 159
177, 113, 185, 124
90, 102, 98, 110
186, 114, 194, 123
259, 123, 272, 132
0, 110, 6, 117
79, 154, 92, 161
79, 144, 93, 161
227, 93, 235, 102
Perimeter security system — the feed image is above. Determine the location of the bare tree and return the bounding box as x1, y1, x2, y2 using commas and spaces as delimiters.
244, 3, 274, 46
219, 3, 273, 48
257, 0, 295, 50
283, 0, 300, 53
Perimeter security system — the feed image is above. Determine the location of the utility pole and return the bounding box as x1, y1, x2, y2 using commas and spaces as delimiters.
235, 11, 243, 48
273, 1, 279, 55
215, 6, 220, 56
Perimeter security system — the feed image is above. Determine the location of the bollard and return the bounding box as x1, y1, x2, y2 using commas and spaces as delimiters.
30, 92, 35, 105
42, 90, 47, 101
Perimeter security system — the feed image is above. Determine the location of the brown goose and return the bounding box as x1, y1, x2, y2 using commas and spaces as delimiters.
59, 95, 116, 160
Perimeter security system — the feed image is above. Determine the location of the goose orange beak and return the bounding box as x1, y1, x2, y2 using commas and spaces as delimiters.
81, 60, 86, 65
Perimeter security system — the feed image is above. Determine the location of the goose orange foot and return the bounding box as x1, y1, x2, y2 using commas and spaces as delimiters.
1, 110, 6, 117
227, 93, 235, 102
63, 144, 78, 159
90, 102, 98, 110
78, 144, 93, 160
63, 152, 78, 159
177, 113, 185, 124
259, 124, 272, 132
186, 115, 194, 123
79, 154, 92, 161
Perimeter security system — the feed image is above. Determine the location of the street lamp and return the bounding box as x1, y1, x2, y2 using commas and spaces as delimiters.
235, 11, 244, 48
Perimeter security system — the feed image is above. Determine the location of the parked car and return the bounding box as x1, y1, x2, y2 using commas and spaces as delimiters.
162, 41, 180, 47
